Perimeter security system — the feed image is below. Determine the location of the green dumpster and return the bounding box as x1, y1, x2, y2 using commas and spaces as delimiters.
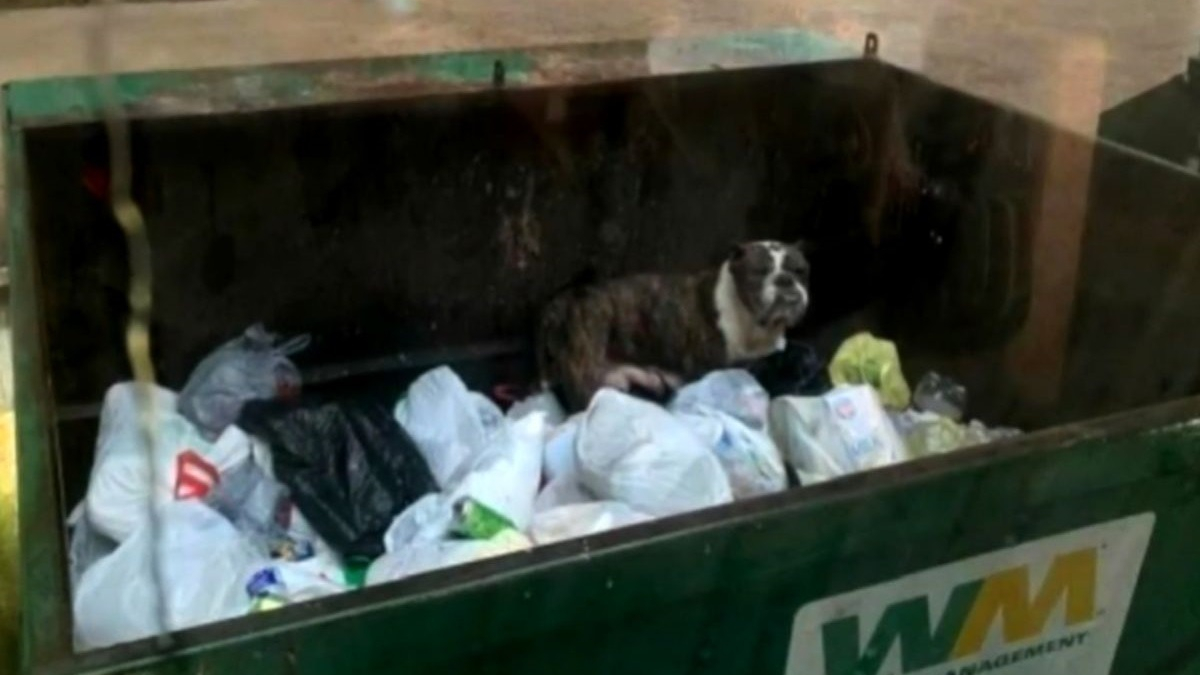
6, 34, 1200, 675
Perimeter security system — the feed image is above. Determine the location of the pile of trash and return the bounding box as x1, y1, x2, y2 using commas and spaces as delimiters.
68, 326, 1019, 649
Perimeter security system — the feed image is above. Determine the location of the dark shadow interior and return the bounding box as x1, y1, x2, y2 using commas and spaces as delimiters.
20, 57, 1200, 656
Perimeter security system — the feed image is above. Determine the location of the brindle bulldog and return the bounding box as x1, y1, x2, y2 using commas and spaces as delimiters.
537, 240, 810, 411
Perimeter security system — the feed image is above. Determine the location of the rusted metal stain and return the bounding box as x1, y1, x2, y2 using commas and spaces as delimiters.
498, 174, 541, 272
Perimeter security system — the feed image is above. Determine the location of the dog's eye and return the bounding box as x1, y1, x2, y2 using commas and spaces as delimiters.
785, 263, 809, 279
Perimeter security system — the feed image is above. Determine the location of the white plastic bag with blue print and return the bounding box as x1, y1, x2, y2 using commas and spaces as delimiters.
668, 369, 771, 429
678, 409, 786, 499
668, 370, 784, 499
769, 385, 904, 484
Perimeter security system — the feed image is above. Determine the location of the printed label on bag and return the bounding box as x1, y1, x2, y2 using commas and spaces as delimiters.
823, 388, 887, 464
784, 513, 1154, 675
174, 450, 221, 499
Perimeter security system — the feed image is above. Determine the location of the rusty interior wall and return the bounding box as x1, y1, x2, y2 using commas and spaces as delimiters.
0, 0, 1198, 417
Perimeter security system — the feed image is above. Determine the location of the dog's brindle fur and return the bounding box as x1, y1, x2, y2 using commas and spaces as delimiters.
537, 240, 810, 411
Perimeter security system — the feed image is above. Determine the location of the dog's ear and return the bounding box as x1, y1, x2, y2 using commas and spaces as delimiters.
727, 242, 749, 261
793, 239, 818, 257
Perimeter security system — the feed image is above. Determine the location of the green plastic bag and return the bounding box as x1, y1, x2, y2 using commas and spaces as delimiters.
892, 410, 1022, 458
896, 412, 971, 457
828, 332, 911, 409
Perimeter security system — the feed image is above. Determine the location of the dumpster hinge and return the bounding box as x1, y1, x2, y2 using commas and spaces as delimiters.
492, 59, 507, 88
864, 33, 880, 59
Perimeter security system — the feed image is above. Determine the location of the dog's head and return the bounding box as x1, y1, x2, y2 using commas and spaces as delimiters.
726, 240, 810, 329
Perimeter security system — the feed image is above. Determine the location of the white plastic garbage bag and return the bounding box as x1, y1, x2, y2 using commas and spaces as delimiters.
769, 385, 905, 484
86, 383, 256, 543
667, 370, 785, 499
275, 553, 347, 601
73, 501, 268, 650
541, 415, 581, 484
365, 529, 532, 586
381, 493, 456, 553
395, 368, 543, 531
67, 503, 116, 593
679, 409, 787, 499
506, 391, 566, 428
668, 369, 770, 430
576, 389, 733, 517
529, 502, 652, 545
245, 550, 348, 608
531, 415, 593, 513
394, 366, 505, 488
534, 475, 594, 513
443, 410, 544, 531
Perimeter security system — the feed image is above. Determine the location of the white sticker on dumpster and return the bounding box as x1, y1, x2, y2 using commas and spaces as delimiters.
784, 513, 1155, 675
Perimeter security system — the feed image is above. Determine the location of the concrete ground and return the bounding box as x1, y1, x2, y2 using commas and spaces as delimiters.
0, 0, 1197, 415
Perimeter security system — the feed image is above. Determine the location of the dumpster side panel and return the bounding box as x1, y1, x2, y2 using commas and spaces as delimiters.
1066, 142, 1200, 420
55, 401, 1200, 675
4, 98, 73, 670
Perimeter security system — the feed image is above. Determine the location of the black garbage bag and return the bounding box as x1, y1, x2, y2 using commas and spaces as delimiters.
238, 397, 438, 559
748, 340, 831, 398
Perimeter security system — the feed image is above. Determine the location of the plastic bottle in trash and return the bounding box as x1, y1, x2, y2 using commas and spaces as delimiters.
913, 372, 968, 422
452, 497, 517, 540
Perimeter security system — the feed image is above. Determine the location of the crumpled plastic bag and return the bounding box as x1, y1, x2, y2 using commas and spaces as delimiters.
769, 385, 905, 484
394, 366, 507, 488
576, 389, 733, 517
178, 324, 310, 441
529, 502, 652, 545
891, 410, 1022, 458
238, 396, 438, 559
365, 529, 532, 586
395, 367, 543, 531
506, 391, 567, 428
534, 476, 594, 512
67, 504, 117, 594
533, 415, 595, 512
828, 332, 911, 409
444, 409, 544, 531
912, 371, 968, 421
378, 439, 542, 546
205, 456, 312, 560
542, 415, 581, 482
679, 410, 787, 499
668, 370, 770, 430
381, 493, 456, 552
379, 491, 523, 554
86, 383, 258, 543
244, 550, 348, 611
669, 371, 786, 499
73, 501, 268, 650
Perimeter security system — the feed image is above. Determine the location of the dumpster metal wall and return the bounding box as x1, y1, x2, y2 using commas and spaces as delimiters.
6, 36, 1200, 675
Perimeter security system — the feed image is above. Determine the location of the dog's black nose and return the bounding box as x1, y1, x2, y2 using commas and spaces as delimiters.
774, 273, 798, 288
